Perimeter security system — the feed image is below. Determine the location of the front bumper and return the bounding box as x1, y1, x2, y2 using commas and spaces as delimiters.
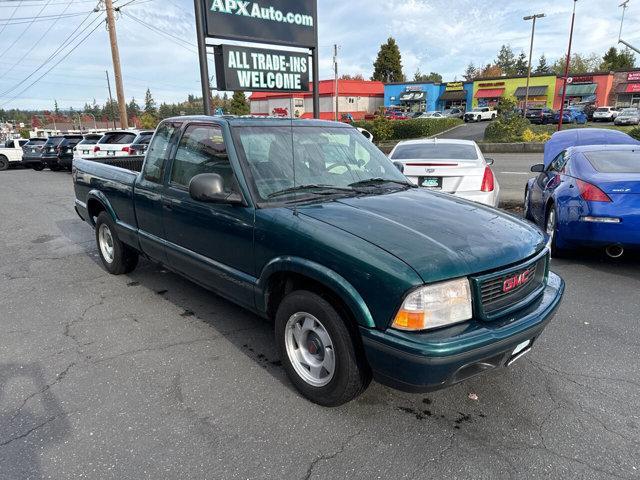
360, 272, 564, 392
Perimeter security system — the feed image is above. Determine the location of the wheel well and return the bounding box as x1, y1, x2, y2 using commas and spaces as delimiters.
87, 198, 107, 224
265, 272, 360, 331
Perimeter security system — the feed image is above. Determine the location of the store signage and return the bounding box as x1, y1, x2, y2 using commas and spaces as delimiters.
214, 44, 309, 92
445, 82, 464, 91
567, 76, 593, 84
478, 81, 505, 88
626, 83, 640, 93
400, 91, 425, 101
406, 86, 423, 91
627, 72, 640, 82
204, 0, 317, 48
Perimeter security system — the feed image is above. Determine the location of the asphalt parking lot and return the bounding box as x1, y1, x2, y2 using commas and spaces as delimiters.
1, 170, 639, 479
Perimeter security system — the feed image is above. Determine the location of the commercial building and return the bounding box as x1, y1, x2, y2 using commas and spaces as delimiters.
472, 74, 557, 109
384, 81, 473, 112
249, 79, 384, 120
610, 69, 640, 107
553, 73, 614, 109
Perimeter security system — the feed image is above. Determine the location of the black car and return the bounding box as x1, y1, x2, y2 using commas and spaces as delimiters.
21, 138, 48, 170
525, 108, 555, 124
41, 135, 83, 171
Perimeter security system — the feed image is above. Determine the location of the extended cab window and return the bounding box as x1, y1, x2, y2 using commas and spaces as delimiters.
170, 124, 235, 190
142, 122, 180, 183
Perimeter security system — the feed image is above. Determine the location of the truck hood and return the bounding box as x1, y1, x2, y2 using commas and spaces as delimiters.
297, 189, 546, 283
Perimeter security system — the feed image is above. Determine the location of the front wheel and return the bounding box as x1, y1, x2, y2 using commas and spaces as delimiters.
0, 156, 8, 171
95, 212, 139, 274
275, 290, 371, 406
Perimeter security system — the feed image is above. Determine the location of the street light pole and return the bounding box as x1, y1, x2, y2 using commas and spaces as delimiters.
523, 13, 545, 118
558, 0, 578, 132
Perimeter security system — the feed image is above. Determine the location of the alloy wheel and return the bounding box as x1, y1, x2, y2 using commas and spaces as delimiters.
98, 224, 115, 264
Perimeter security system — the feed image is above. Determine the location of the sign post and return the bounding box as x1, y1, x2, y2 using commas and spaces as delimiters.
197, 0, 319, 118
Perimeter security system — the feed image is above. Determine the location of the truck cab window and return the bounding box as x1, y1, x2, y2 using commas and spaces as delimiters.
142, 122, 180, 183
170, 124, 235, 191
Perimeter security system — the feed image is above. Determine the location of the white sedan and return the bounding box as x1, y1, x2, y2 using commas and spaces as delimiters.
389, 138, 500, 207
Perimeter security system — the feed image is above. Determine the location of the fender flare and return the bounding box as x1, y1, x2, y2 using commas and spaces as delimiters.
86, 189, 118, 226
257, 256, 375, 328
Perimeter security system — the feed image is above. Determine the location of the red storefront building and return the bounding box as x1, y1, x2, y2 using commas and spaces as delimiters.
249, 79, 384, 120
553, 73, 614, 110
611, 69, 640, 107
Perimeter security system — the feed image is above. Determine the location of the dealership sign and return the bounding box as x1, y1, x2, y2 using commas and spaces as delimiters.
214, 44, 309, 91
205, 0, 317, 47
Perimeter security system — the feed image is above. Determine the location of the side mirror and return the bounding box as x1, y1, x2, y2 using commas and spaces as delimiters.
485, 157, 495, 166
393, 161, 405, 173
189, 173, 243, 205
530, 163, 545, 173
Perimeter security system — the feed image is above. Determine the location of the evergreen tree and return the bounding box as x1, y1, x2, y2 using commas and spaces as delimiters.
371, 37, 405, 83
495, 45, 516, 75
514, 51, 528, 76
600, 46, 636, 71
53, 100, 60, 117
534, 54, 550, 74
551, 53, 600, 75
229, 91, 250, 115
463, 62, 478, 81
127, 97, 141, 118
144, 88, 156, 115
413, 69, 442, 83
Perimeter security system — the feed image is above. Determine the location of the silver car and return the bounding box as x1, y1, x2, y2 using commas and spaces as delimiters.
614, 108, 640, 126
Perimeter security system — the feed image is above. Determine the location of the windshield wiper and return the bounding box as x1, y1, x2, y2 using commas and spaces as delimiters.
268, 184, 355, 199
348, 178, 416, 188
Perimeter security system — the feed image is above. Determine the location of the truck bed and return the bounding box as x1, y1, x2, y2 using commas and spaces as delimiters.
78, 155, 145, 172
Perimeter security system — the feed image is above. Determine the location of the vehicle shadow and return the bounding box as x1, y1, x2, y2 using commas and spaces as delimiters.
0, 363, 72, 479
552, 248, 640, 280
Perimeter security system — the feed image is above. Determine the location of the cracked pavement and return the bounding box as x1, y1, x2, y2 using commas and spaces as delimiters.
1, 169, 639, 479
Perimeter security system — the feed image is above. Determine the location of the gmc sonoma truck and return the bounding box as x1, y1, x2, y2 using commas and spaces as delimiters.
73, 117, 564, 406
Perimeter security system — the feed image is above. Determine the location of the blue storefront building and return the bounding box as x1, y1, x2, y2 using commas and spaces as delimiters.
384, 81, 474, 113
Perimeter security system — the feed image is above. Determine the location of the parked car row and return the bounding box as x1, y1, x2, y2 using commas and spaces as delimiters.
19, 130, 154, 171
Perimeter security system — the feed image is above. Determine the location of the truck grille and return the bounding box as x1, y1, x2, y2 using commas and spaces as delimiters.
471, 251, 549, 320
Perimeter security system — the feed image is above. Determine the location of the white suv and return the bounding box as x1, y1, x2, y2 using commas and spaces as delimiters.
593, 106, 619, 122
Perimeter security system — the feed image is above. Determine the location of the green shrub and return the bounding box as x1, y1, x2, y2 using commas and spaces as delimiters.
629, 127, 640, 141
353, 117, 461, 143
484, 115, 531, 142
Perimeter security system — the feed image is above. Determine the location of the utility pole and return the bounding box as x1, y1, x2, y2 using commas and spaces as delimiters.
523, 13, 545, 118
104, 0, 128, 129
558, 0, 578, 132
105, 70, 117, 129
333, 44, 338, 121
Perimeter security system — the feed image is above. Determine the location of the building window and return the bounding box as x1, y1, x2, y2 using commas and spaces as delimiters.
348, 98, 355, 104
294, 98, 304, 108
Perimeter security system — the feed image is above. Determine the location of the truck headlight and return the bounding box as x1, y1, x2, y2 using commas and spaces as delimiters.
392, 278, 472, 331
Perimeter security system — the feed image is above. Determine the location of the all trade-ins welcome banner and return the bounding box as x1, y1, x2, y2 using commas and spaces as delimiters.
205, 0, 317, 47
214, 45, 309, 92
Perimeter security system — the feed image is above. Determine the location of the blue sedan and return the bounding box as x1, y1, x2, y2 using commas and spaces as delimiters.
552, 107, 587, 124
524, 129, 640, 257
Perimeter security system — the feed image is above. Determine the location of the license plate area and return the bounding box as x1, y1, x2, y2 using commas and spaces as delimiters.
419, 176, 442, 190
507, 339, 532, 366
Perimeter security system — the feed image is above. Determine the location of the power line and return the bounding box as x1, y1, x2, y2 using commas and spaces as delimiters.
0, 10, 96, 24
1, 19, 103, 107
122, 11, 197, 53
0, 11, 102, 97
0, 0, 77, 81
0, 0, 22, 36
0, 0, 51, 58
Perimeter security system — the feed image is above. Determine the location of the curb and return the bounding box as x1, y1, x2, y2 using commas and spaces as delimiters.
478, 142, 545, 153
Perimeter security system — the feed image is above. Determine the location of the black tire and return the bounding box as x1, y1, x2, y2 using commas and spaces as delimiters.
49, 164, 61, 172
0, 156, 8, 171
275, 290, 371, 407
95, 212, 139, 275
32, 164, 44, 171
545, 204, 562, 257
523, 186, 534, 221
476, 115, 481, 122
491, 113, 496, 120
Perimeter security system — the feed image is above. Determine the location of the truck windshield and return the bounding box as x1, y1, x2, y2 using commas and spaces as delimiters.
234, 125, 408, 202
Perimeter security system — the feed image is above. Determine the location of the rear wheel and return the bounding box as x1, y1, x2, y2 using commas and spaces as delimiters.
49, 164, 61, 172
0, 156, 8, 171
95, 212, 139, 275
523, 187, 534, 221
546, 205, 561, 256
32, 164, 44, 171
275, 290, 371, 406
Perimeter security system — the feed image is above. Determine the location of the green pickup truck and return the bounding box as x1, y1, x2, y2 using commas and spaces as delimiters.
73, 117, 564, 406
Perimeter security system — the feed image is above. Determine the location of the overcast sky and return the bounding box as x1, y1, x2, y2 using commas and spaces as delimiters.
1, 0, 639, 110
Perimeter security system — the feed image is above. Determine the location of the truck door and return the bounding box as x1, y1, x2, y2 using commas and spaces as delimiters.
134, 121, 182, 263
161, 123, 255, 309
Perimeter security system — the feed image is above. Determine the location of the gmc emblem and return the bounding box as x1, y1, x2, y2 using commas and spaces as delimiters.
503, 269, 532, 293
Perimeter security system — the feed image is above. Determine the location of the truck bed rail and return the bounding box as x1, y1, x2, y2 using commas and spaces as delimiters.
81, 155, 144, 172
